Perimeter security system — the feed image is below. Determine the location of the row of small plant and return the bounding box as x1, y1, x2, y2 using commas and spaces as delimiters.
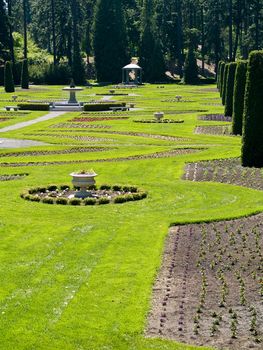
133, 119, 184, 124
20, 184, 147, 206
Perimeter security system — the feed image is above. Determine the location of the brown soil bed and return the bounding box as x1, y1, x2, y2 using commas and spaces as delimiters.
0, 118, 12, 122
49, 123, 111, 129
182, 158, 263, 191
198, 114, 231, 122
147, 215, 263, 350
195, 125, 232, 135
0, 148, 203, 167
0, 173, 28, 181
69, 116, 129, 122
0, 147, 109, 158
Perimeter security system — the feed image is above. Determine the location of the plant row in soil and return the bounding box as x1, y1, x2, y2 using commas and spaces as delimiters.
147, 214, 263, 350
49, 123, 111, 129
195, 125, 232, 135
183, 158, 263, 191
21, 184, 147, 206
0, 148, 202, 168
133, 119, 184, 124
70, 116, 129, 122
198, 114, 232, 122
0, 173, 28, 181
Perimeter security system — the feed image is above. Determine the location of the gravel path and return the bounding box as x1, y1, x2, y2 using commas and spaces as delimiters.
0, 138, 48, 149
0, 111, 65, 133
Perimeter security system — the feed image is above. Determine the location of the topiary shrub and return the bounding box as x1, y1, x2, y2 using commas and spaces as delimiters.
98, 197, 110, 205
114, 196, 127, 203
224, 62, 237, 117
100, 184, 111, 190
217, 61, 222, 89
4, 61, 15, 93
21, 59, 29, 89
232, 60, 247, 135
60, 184, 70, 190
47, 184, 57, 191
42, 197, 54, 204
17, 103, 50, 111
222, 63, 229, 105
112, 185, 122, 191
84, 198, 96, 205
56, 197, 68, 205
69, 198, 81, 206
242, 51, 263, 167
219, 62, 225, 97
183, 47, 199, 84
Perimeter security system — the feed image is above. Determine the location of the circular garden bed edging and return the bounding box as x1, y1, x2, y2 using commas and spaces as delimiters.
20, 184, 147, 206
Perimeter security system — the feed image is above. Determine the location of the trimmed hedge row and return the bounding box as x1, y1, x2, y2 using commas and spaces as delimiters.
222, 63, 229, 105
21, 184, 147, 206
17, 103, 50, 111
242, 50, 263, 167
232, 60, 247, 135
219, 62, 225, 96
4, 61, 15, 93
83, 103, 126, 111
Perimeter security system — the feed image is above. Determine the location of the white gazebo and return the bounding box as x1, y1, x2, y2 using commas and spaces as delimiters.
122, 58, 142, 84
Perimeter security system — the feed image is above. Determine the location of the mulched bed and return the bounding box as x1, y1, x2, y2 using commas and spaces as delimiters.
24, 133, 113, 143
0, 147, 109, 158
0, 112, 30, 116
0, 148, 203, 167
133, 119, 184, 124
0, 118, 12, 122
69, 116, 129, 122
49, 123, 111, 129
201, 103, 223, 106
182, 158, 263, 191
198, 114, 232, 122
147, 215, 263, 350
0, 173, 28, 181
161, 99, 195, 103
195, 125, 232, 135
165, 110, 208, 115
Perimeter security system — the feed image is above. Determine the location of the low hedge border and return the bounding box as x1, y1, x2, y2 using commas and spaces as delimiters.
21, 184, 147, 206
83, 103, 126, 111
17, 103, 50, 111
133, 119, 184, 124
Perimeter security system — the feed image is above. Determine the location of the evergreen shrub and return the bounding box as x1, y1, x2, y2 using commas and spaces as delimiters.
242, 51, 263, 167
83, 103, 125, 111
4, 61, 15, 93
222, 63, 229, 105
224, 62, 237, 117
21, 59, 29, 89
232, 60, 247, 135
17, 103, 50, 111
219, 62, 225, 96
183, 47, 199, 84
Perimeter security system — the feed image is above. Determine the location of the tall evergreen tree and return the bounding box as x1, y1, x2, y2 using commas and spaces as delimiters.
0, 0, 10, 62
242, 51, 263, 167
4, 61, 15, 92
232, 60, 247, 135
224, 62, 237, 117
93, 0, 128, 83
21, 58, 29, 89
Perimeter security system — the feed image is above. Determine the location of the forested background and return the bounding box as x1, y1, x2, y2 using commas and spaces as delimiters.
1, 0, 263, 84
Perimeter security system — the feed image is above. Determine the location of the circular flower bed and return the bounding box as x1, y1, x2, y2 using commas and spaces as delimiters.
20, 184, 147, 206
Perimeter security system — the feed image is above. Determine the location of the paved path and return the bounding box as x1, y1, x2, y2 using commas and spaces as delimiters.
0, 111, 65, 149
0, 111, 65, 133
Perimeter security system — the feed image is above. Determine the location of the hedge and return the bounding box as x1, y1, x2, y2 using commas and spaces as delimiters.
221, 63, 229, 105
224, 62, 237, 117
83, 102, 126, 111
242, 51, 263, 167
17, 103, 50, 111
217, 61, 222, 89
232, 60, 247, 135
21, 59, 29, 89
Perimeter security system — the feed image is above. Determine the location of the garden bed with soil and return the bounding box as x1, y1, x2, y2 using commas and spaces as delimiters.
198, 114, 231, 122
70, 116, 129, 122
195, 125, 232, 135
133, 119, 184, 124
183, 158, 263, 191
49, 123, 111, 129
0, 173, 28, 181
147, 215, 263, 350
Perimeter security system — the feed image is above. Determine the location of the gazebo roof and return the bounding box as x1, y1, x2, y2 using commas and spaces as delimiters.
122, 63, 142, 70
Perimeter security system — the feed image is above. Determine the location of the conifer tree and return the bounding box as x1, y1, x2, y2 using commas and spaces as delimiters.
0, 0, 10, 62
219, 62, 225, 96
232, 60, 247, 135
222, 63, 229, 105
224, 62, 237, 117
242, 51, 263, 167
4, 61, 15, 92
183, 46, 199, 84
21, 58, 29, 89
93, 0, 128, 83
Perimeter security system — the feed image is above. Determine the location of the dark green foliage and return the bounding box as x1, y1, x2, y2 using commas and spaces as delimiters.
183, 47, 199, 84
242, 51, 263, 167
100, 184, 111, 190
42, 197, 54, 204
232, 61, 247, 135
84, 198, 96, 205
17, 103, 50, 111
0, 0, 9, 62
219, 63, 225, 96
222, 63, 229, 105
224, 62, 237, 117
93, 0, 128, 83
56, 197, 68, 205
98, 197, 110, 204
21, 59, 29, 89
4, 61, 15, 93
217, 61, 223, 89
69, 198, 82, 206
44, 63, 71, 85
148, 39, 166, 82
83, 103, 125, 111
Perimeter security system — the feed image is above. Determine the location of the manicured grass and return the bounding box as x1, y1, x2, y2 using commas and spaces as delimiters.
0, 83, 262, 349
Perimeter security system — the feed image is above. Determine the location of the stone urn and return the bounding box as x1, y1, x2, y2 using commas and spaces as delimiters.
154, 112, 164, 121
70, 171, 98, 198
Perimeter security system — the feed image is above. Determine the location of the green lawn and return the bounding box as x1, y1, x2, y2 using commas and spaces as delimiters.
0, 83, 262, 349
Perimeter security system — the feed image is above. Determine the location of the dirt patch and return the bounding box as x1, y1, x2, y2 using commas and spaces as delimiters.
147, 215, 263, 350
0, 148, 203, 167
195, 125, 232, 135
198, 114, 231, 122
49, 123, 111, 129
182, 158, 263, 191
0, 173, 28, 181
